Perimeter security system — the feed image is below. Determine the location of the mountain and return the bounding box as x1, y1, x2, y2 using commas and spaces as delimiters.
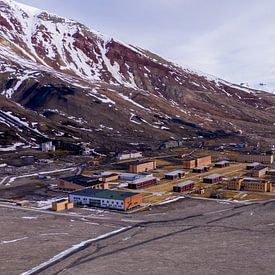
0, 0, 275, 152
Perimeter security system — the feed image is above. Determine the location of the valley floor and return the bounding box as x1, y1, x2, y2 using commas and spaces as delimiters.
1, 198, 275, 274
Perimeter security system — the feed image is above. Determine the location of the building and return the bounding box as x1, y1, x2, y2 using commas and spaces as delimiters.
117, 151, 143, 161
164, 170, 185, 180
267, 169, 275, 177
183, 157, 196, 169
99, 173, 119, 183
52, 199, 74, 211
196, 155, 212, 167
236, 154, 274, 164
68, 188, 142, 211
129, 160, 156, 173
227, 177, 272, 192
128, 176, 158, 189
203, 174, 223, 184
193, 166, 210, 173
41, 141, 55, 152
58, 175, 108, 191
214, 161, 230, 168
119, 173, 145, 181
173, 180, 195, 192
246, 162, 261, 170
248, 166, 269, 178
183, 155, 212, 169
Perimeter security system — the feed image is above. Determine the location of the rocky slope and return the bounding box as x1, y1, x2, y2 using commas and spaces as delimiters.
0, 0, 275, 152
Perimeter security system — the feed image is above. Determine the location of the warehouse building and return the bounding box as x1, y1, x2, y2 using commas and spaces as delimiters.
227, 177, 272, 192
128, 176, 158, 189
247, 166, 269, 178
236, 154, 274, 164
164, 170, 185, 180
69, 188, 142, 211
173, 180, 195, 193
183, 155, 212, 169
214, 161, 230, 168
129, 160, 157, 173
193, 166, 210, 173
203, 174, 223, 184
58, 175, 108, 191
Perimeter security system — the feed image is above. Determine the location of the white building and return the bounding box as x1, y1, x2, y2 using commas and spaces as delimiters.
41, 141, 55, 152
68, 188, 141, 211
117, 151, 143, 161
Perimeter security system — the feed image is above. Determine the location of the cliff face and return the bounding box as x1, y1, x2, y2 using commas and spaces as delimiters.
0, 0, 275, 151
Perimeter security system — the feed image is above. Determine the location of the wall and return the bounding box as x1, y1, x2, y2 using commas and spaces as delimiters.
237, 155, 274, 164
129, 161, 156, 173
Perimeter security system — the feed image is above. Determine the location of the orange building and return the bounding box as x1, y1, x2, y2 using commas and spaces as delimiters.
183, 155, 212, 169
129, 161, 157, 173
196, 155, 212, 166
52, 199, 74, 211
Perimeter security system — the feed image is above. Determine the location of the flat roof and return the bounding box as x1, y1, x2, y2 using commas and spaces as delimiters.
175, 180, 195, 187
61, 175, 100, 187
247, 162, 260, 166
70, 188, 139, 200
193, 166, 209, 169
215, 161, 230, 165
129, 160, 155, 165
243, 177, 262, 182
165, 170, 185, 176
251, 166, 268, 171
204, 173, 222, 179
132, 176, 157, 184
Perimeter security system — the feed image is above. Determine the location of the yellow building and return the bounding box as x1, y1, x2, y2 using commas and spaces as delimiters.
227, 178, 272, 192
52, 199, 74, 211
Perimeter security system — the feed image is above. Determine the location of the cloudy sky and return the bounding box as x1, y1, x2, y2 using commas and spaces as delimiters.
18, 0, 275, 89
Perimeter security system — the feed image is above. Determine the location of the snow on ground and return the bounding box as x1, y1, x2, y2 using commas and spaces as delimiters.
21, 216, 38, 220
21, 226, 131, 275
0, 142, 25, 152
0, 237, 29, 245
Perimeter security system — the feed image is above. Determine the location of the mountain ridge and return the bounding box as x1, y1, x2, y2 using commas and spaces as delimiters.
0, 0, 275, 152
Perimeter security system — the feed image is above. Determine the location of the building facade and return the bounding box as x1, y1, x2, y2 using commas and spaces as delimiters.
236, 154, 274, 164
193, 166, 210, 173
117, 151, 143, 161
69, 189, 142, 211
173, 180, 195, 192
248, 166, 269, 178
214, 161, 230, 168
58, 175, 108, 191
183, 155, 212, 169
129, 161, 157, 173
203, 174, 223, 184
164, 170, 185, 180
227, 178, 272, 192
128, 176, 158, 189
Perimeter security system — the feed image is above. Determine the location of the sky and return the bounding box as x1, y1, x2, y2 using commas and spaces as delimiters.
16, 0, 275, 89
